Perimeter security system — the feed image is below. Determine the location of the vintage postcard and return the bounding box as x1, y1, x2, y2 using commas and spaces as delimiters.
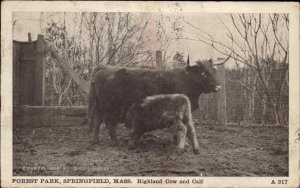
1, 1, 299, 187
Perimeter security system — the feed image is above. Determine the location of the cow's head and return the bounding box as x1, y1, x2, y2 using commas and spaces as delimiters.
185, 56, 221, 94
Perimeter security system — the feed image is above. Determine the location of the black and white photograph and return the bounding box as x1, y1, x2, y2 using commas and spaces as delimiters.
1, 1, 299, 187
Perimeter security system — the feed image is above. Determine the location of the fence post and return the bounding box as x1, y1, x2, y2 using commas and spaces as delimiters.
216, 63, 227, 126
28, 33, 32, 42
35, 34, 46, 105
13, 40, 20, 106
156, 50, 163, 70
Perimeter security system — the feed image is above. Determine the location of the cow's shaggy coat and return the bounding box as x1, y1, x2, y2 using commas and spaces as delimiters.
126, 94, 200, 154
89, 61, 220, 145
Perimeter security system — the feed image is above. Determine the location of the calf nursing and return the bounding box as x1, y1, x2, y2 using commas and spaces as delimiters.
126, 94, 200, 154
88, 59, 221, 145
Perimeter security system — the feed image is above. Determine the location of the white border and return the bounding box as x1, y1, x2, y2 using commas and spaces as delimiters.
1, 1, 299, 188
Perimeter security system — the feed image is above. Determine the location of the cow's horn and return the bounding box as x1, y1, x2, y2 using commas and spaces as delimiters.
213, 53, 232, 65
187, 54, 190, 67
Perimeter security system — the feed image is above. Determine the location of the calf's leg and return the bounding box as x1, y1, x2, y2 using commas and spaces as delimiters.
128, 128, 145, 150
185, 121, 200, 154
175, 121, 187, 151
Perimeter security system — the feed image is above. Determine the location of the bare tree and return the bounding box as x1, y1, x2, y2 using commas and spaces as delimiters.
177, 13, 288, 125
44, 13, 89, 105
83, 12, 154, 67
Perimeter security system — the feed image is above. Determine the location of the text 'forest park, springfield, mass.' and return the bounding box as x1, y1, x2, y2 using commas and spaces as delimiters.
12, 178, 204, 185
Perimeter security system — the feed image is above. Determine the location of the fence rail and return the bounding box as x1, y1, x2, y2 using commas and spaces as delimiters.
14, 105, 87, 127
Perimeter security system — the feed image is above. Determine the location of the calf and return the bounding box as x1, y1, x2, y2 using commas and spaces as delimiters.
126, 94, 200, 154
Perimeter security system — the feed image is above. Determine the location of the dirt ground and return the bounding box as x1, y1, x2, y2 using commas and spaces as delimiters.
13, 122, 288, 176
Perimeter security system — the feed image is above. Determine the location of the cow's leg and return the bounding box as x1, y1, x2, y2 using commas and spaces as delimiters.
174, 120, 187, 151
91, 118, 101, 144
184, 120, 200, 154
88, 97, 104, 144
106, 122, 119, 146
128, 128, 145, 150
88, 105, 95, 134
88, 115, 93, 134
88, 85, 100, 141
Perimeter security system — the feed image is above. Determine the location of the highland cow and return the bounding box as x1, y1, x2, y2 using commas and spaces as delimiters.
88, 57, 225, 145
126, 94, 200, 154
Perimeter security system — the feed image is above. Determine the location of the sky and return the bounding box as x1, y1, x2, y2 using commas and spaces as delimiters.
13, 12, 232, 61
13, 12, 286, 68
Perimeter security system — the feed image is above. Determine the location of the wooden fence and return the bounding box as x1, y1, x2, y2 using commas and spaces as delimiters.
13, 35, 46, 106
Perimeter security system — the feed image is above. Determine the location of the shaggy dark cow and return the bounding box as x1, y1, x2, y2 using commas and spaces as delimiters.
89, 59, 221, 145
126, 94, 199, 154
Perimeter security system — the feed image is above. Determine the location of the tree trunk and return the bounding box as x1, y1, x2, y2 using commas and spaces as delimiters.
271, 102, 280, 125
243, 68, 252, 125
